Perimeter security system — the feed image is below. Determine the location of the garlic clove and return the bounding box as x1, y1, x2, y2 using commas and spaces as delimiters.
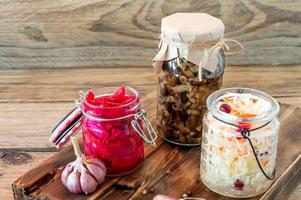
85, 157, 106, 173
66, 170, 82, 194
61, 163, 74, 186
61, 137, 107, 194
85, 162, 106, 184
80, 170, 98, 194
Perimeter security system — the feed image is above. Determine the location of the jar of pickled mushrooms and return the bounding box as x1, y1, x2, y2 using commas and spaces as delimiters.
153, 13, 243, 145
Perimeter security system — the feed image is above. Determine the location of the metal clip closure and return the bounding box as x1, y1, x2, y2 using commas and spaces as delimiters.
131, 109, 157, 146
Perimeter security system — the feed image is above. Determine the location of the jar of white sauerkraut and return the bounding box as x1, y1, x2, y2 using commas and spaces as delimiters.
200, 88, 280, 198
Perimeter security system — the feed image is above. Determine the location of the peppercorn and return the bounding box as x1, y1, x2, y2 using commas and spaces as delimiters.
142, 189, 148, 195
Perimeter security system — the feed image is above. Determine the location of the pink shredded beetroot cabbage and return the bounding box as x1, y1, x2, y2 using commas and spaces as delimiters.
82, 87, 144, 176
83, 86, 139, 119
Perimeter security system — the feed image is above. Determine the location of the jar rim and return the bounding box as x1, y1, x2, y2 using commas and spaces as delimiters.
81, 86, 141, 121
206, 87, 280, 123
82, 86, 139, 109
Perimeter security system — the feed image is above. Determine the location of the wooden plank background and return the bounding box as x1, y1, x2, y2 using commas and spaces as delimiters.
0, 0, 300, 199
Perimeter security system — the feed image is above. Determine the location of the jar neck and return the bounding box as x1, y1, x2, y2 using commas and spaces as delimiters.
206, 87, 280, 124
81, 86, 141, 120
82, 102, 141, 122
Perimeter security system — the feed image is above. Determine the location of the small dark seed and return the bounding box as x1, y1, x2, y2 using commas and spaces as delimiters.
150, 188, 155, 193
187, 190, 192, 196
166, 170, 171, 175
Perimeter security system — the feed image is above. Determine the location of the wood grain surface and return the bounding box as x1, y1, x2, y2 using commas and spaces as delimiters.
0, 66, 301, 150
0, 0, 300, 69
0, 0, 300, 199
11, 96, 301, 200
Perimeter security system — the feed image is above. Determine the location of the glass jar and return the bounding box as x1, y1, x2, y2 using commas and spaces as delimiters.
152, 13, 241, 146
80, 87, 155, 176
157, 56, 224, 145
200, 88, 280, 198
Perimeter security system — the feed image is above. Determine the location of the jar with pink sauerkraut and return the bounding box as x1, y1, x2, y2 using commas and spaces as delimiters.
201, 88, 280, 198
81, 86, 156, 177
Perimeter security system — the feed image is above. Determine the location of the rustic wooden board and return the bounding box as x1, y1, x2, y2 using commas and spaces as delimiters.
12, 91, 301, 200
0, 67, 300, 200
0, 0, 300, 69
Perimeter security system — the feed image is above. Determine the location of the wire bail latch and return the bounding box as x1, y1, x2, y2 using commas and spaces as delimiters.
131, 109, 157, 146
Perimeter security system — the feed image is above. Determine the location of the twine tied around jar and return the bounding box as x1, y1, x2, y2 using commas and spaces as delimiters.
76, 91, 157, 147
153, 33, 244, 81
160, 34, 244, 55
212, 115, 275, 180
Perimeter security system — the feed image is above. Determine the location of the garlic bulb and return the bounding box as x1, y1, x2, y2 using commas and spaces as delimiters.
61, 136, 106, 194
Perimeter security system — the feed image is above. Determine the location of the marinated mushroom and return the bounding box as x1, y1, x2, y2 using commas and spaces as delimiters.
157, 57, 223, 145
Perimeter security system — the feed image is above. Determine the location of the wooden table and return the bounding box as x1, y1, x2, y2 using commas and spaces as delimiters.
0, 1, 300, 199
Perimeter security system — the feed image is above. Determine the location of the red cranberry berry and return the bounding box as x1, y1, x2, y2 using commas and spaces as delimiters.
219, 103, 231, 113
235, 122, 251, 139
234, 179, 244, 190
